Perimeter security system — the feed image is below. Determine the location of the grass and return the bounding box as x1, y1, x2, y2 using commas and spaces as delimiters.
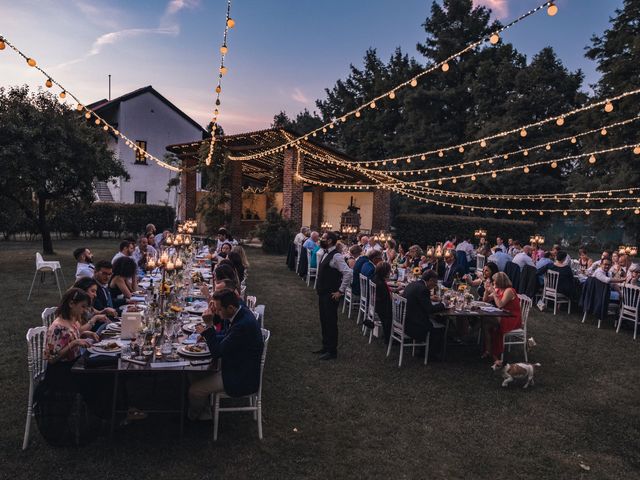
1, 238, 640, 479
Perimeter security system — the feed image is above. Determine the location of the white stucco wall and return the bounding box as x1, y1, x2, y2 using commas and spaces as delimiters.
323, 192, 373, 231
108, 91, 203, 206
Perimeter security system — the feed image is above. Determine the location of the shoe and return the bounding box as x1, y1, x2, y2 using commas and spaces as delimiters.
318, 352, 337, 361
312, 348, 328, 354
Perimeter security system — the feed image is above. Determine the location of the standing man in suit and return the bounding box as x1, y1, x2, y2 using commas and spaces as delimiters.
441, 250, 464, 288
403, 270, 446, 355
314, 231, 353, 360
189, 288, 264, 421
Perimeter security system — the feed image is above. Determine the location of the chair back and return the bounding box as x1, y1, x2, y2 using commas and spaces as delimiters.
359, 274, 369, 302
246, 295, 257, 311
476, 254, 486, 271
455, 250, 469, 274
257, 329, 271, 398
621, 284, 640, 319
367, 280, 377, 317
26, 326, 47, 386
316, 248, 324, 267
306, 249, 312, 267
391, 293, 408, 336
240, 284, 247, 301
254, 305, 265, 329
36, 252, 45, 268
517, 294, 532, 331
41, 307, 56, 329
544, 269, 559, 293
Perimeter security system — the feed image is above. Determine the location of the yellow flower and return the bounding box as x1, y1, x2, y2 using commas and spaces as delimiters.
412, 267, 422, 275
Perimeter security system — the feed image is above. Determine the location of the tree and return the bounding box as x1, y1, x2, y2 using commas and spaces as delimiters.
0, 86, 128, 253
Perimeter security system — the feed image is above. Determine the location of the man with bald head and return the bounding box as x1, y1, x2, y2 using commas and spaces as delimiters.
512, 245, 535, 270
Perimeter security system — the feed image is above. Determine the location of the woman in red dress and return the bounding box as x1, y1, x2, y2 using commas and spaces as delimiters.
481, 272, 522, 368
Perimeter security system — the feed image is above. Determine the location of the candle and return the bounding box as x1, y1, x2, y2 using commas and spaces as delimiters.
175, 258, 183, 269
166, 261, 175, 271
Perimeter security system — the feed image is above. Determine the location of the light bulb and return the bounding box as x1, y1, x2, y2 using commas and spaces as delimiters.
546, 144, 551, 150
410, 79, 417, 87
85, 112, 91, 119
215, 86, 221, 93
458, 146, 464, 153
0, 40, 5, 50
45, 79, 53, 88
601, 128, 607, 136
524, 166, 530, 173
570, 137, 577, 144
556, 117, 565, 126
59, 91, 66, 99
438, 151, 444, 157
523, 150, 529, 156
489, 34, 500, 45
370, 101, 376, 109
520, 129, 527, 137
389, 91, 396, 99
634, 146, 640, 155
27, 57, 36, 67
491, 172, 497, 178
420, 155, 426, 160
471, 175, 476, 181
220, 45, 228, 55
76, 104, 83, 111
355, 111, 361, 118
95, 118, 100, 125
103, 125, 109, 131
547, 3, 558, 16
551, 161, 558, 168
220, 66, 228, 75
480, 140, 487, 147
588, 155, 596, 164
604, 101, 613, 112
227, 18, 235, 28
441, 62, 449, 72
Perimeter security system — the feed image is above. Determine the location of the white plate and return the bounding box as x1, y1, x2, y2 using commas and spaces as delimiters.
178, 344, 210, 357
187, 306, 207, 315
89, 344, 122, 354
182, 322, 204, 333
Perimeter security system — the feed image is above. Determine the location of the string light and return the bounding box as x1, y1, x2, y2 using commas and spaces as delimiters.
26, 57, 36, 67
489, 34, 500, 45
45, 78, 52, 88
230, 2, 556, 161
547, 2, 558, 16
604, 101, 614, 113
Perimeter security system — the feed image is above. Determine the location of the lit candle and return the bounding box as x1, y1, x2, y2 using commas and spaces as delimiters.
160, 252, 169, 265
166, 261, 175, 271
175, 258, 183, 269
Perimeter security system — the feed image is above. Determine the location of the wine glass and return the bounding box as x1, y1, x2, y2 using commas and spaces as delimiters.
134, 331, 146, 361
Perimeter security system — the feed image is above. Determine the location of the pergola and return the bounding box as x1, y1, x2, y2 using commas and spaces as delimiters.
167, 128, 391, 235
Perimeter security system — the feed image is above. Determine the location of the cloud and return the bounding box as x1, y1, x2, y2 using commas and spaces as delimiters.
473, 0, 509, 19
59, 0, 198, 69
72, 0, 122, 30
291, 87, 310, 104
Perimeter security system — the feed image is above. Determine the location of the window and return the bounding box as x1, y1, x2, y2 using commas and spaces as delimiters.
135, 140, 147, 164
134, 191, 147, 204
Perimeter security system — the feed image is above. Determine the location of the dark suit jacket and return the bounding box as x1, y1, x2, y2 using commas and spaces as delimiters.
441, 262, 464, 288
202, 305, 264, 397
403, 280, 446, 340
94, 283, 126, 311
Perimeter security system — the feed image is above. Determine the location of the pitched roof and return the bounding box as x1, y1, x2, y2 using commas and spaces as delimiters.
88, 85, 207, 136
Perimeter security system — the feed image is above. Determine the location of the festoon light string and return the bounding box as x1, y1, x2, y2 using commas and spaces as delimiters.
229, 1, 559, 162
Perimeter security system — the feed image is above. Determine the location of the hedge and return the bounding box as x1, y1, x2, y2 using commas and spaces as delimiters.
393, 214, 536, 247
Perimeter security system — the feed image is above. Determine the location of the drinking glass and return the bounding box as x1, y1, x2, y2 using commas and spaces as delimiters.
134, 332, 146, 360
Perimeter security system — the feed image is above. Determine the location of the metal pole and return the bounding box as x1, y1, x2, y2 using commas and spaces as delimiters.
108, 74, 111, 100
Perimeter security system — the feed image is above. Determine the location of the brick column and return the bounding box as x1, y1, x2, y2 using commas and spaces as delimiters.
181, 156, 198, 221
310, 186, 324, 230
229, 160, 243, 233
282, 148, 304, 228
371, 188, 391, 232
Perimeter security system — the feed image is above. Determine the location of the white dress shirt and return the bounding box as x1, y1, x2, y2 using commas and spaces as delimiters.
456, 240, 475, 262
512, 252, 535, 270
593, 267, 612, 284
75, 262, 95, 280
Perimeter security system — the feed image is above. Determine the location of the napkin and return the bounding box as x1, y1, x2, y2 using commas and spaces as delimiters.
480, 306, 503, 312
150, 361, 190, 368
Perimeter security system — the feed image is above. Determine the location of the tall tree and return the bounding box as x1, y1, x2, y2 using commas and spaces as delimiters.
0, 86, 128, 253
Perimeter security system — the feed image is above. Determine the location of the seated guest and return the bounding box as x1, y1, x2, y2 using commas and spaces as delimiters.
347, 244, 362, 269
74, 247, 94, 280
495, 237, 507, 253
535, 252, 554, 285
537, 251, 577, 301
481, 272, 522, 368
303, 231, 319, 253
371, 262, 393, 343
155, 229, 170, 248
592, 258, 625, 299
530, 243, 545, 263
402, 245, 423, 270
227, 251, 246, 283
403, 270, 446, 354
215, 228, 230, 254
214, 262, 241, 287
627, 264, 640, 286
586, 250, 611, 275
188, 289, 264, 421
419, 254, 437, 272
394, 242, 408, 267
359, 235, 371, 254
383, 239, 397, 265
361, 249, 383, 279
577, 247, 593, 273
368, 237, 383, 252
112, 239, 135, 264
92, 260, 125, 311
443, 236, 456, 251
612, 253, 632, 282
488, 246, 511, 272
351, 246, 369, 296
73, 277, 116, 332
476, 236, 488, 255
507, 239, 522, 257
109, 256, 138, 303
232, 245, 250, 272
145, 223, 156, 237
464, 261, 499, 299
293, 227, 310, 247
146, 232, 158, 249
213, 241, 232, 263
512, 245, 535, 270
456, 237, 475, 263
441, 250, 464, 288
133, 236, 157, 276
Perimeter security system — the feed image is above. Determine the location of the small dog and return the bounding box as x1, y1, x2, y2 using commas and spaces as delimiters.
492, 362, 541, 388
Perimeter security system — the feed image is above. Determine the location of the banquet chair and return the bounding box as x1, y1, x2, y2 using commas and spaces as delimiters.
502, 294, 532, 362
41, 307, 56, 329
542, 270, 571, 315
27, 252, 64, 301
305, 249, 317, 287
366, 280, 382, 343
342, 287, 357, 319
213, 328, 270, 441
246, 295, 257, 311
616, 284, 640, 339
476, 254, 486, 272
356, 274, 369, 325
253, 305, 265, 329
386, 294, 430, 367
23, 326, 47, 450
240, 285, 247, 301
295, 244, 303, 274
313, 249, 324, 289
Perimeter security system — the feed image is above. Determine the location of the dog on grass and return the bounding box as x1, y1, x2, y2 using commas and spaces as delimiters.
492, 362, 541, 388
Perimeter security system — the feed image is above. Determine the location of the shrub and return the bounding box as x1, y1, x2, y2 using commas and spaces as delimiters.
393, 214, 536, 247
254, 208, 295, 254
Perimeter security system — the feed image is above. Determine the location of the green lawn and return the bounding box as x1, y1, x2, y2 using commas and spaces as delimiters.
1, 239, 639, 479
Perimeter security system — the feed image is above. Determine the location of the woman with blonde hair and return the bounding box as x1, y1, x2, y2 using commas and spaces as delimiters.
481, 272, 522, 368
231, 245, 250, 269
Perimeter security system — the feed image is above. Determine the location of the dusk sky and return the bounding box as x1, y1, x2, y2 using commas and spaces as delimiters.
0, 0, 624, 134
